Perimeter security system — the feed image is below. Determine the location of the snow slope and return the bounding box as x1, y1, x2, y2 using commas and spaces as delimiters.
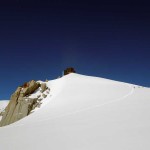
0, 100, 9, 121
0, 100, 9, 113
0, 73, 150, 150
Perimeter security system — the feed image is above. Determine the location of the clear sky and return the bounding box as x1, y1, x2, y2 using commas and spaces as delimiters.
0, 0, 150, 99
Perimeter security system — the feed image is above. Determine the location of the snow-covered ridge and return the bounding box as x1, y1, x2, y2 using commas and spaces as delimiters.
0, 73, 150, 150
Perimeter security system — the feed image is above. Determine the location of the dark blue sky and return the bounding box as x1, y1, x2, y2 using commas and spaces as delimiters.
0, 0, 150, 99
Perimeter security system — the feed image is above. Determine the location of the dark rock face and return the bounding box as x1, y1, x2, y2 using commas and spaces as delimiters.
0, 80, 42, 127
63, 67, 76, 75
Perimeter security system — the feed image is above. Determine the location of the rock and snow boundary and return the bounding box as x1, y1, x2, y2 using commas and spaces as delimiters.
0, 80, 50, 127
0, 73, 150, 150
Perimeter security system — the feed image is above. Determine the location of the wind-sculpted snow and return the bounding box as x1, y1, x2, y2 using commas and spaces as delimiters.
0, 73, 150, 150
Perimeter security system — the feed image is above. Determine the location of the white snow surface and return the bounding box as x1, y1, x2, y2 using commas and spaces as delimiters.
0, 73, 150, 150
0, 100, 9, 121
0, 100, 9, 113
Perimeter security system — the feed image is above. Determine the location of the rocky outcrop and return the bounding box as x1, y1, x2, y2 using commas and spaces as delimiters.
63, 67, 76, 75
0, 80, 49, 127
41, 83, 47, 92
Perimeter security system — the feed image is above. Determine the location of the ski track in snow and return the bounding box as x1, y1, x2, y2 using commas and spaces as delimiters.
1, 74, 150, 150
37, 85, 135, 121
13, 84, 135, 127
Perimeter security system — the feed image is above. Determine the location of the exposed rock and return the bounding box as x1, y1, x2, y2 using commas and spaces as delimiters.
37, 95, 41, 98
37, 98, 43, 101
41, 83, 47, 93
42, 94, 47, 98
0, 80, 42, 127
22, 80, 40, 96
63, 67, 76, 75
